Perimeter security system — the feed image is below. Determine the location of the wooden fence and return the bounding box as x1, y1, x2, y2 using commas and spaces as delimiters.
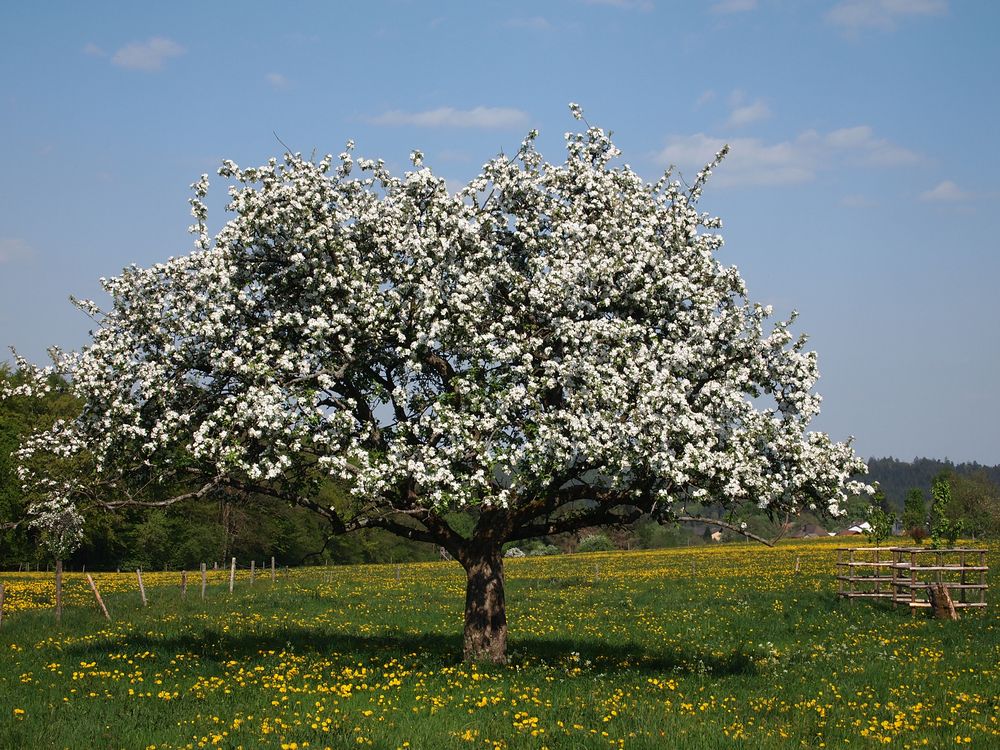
836, 547, 988, 614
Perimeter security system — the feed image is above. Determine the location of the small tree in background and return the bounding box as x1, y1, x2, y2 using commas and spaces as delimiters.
28, 494, 84, 623
863, 502, 894, 547
929, 473, 962, 548
902, 487, 927, 545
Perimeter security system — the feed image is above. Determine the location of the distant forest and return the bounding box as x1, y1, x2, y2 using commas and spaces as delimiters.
864, 456, 1000, 512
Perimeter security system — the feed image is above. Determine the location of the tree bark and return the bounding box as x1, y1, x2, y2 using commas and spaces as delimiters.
462, 548, 508, 663
928, 582, 959, 620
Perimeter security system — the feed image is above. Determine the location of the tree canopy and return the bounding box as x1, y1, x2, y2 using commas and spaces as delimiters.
6, 107, 869, 661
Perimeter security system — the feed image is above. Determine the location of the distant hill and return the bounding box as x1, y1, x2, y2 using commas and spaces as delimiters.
863, 457, 1000, 510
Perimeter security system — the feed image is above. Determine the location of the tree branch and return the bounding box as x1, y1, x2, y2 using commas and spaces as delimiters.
348, 515, 439, 545
95, 475, 225, 509
675, 515, 775, 547
508, 502, 645, 541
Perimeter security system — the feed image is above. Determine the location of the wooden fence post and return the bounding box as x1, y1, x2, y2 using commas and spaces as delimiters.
229, 557, 236, 594
200, 563, 207, 600
181, 571, 188, 599
271, 556, 276, 583
0, 582, 5, 627
55, 559, 63, 624
86, 574, 111, 621
136, 568, 147, 606
250, 560, 256, 587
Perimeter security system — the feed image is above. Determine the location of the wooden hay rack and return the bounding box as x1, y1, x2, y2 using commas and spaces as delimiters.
836, 547, 988, 616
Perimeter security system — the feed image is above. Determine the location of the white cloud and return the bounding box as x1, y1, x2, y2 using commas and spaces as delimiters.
0, 238, 35, 264
711, 0, 757, 14
370, 106, 530, 129
694, 90, 716, 109
919, 180, 971, 202
725, 99, 771, 128
824, 125, 918, 165
826, 0, 947, 31
505, 16, 551, 30
111, 37, 185, 71
83, 42, 106, 58
265, 72, 289, 89
655, 126, 918, 187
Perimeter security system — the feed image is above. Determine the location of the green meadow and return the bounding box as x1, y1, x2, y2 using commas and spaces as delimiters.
1, 540, 997, 749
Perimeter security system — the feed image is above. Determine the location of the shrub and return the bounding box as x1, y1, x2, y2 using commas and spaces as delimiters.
908, 526, 928, 545
577, 534, 615, 553
527, 544, 560, 557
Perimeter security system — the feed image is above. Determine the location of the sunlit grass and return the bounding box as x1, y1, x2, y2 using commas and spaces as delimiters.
1, 539, 997, 749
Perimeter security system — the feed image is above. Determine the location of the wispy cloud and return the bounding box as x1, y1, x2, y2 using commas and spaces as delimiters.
111, 37, 185, 71
656, 126, 919, 187
840, 194, 878, 208
919, 179, 971, 202
265, 72, 289, 89
505, 16, 551, 30
0, 238, 35, 264
826, 0, 947, 32
580, 0, 654, 11
83, 42, 106, 58
726, 99, 771, 128
694, 90, 716, 109
711, 0, 757, 14
370, 106, 530, 129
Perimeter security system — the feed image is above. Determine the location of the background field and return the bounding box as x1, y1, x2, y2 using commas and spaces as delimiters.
1, 539, 997, 749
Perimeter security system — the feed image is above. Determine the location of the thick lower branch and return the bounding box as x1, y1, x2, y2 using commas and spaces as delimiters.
508, 502, 645, 541
349, 514, 439, 545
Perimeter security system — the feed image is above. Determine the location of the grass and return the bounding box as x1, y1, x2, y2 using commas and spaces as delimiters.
1, 539, 997, 749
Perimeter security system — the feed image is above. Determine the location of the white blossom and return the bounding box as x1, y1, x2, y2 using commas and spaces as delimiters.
11, 110, 869, 551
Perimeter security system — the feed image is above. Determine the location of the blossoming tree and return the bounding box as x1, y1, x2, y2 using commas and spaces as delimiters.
10, 107, 868, 661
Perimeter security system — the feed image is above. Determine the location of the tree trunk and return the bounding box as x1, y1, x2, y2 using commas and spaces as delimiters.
462, 549, 508, 663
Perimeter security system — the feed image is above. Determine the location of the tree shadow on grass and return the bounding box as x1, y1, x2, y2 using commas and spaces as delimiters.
56, 623, 764, 678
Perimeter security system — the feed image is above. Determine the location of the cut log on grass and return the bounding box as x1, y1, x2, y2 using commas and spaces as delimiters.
928, 583, 959, 620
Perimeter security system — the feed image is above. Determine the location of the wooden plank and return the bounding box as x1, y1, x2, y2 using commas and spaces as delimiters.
86, 574, 111, 621
893, 582, 987, 590
838, 592, 896, 598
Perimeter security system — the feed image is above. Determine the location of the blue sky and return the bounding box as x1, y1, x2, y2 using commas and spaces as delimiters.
1, 0, 997, 464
